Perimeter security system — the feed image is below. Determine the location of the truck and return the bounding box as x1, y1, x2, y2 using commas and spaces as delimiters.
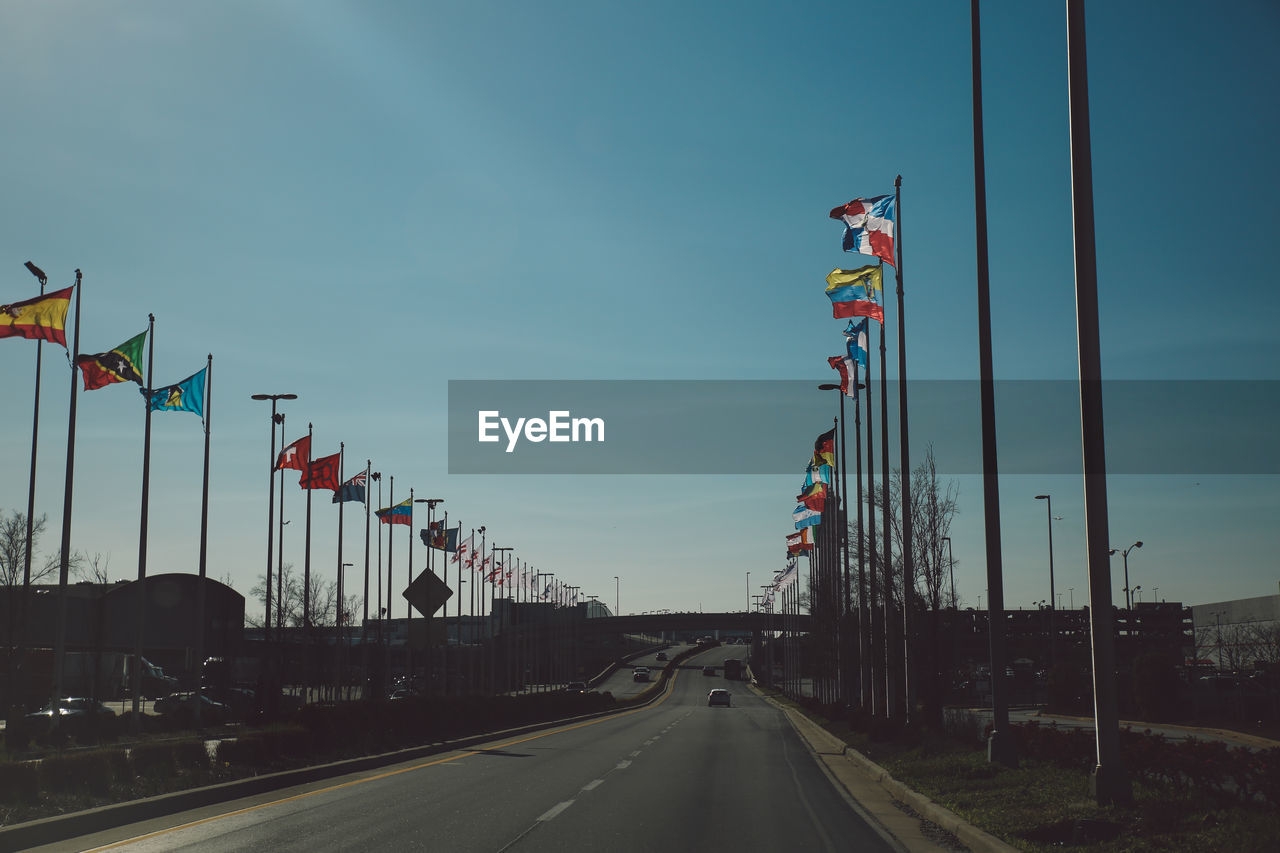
0, 648, 176, 708
723, 659, 743, 680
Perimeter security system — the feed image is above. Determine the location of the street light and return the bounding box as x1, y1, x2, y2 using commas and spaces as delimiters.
1033, 496, 1056, 610
251, 393, 297, 642
614, 576, 620, 616
1110, 541, 1143, 609
942, 536, 955, 608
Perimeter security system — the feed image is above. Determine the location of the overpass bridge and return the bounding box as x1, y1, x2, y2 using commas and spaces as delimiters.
579, 611, 810, 636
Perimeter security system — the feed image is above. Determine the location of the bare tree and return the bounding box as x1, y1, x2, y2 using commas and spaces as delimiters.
246, 563, 361, 629
74, 552, 114, 585
0, 510, 62, 587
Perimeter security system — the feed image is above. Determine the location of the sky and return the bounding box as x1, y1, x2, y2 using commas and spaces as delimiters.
1, 0, 1277, 621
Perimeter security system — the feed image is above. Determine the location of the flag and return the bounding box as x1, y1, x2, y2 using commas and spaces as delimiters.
143, 367, 206, 416
333, 471, 367, 504
829, 195, 895, 266
825, 266, 884, 324
804, 462, 832, 487
813, 427, 836, 467
276, 436, 310, 471
301, 452, 340, 491
843, 319, 869, 367
786, 528, 814, 555
452, 537, 472, 564
796, 481, 827, 512
0, 285, 73, 346
376, 498, 412, 525
827, 355, 859, 399
421, 524, 459, 552
776, 558, 799, 588
793, 504, 822, 529
76, 330, 146, 391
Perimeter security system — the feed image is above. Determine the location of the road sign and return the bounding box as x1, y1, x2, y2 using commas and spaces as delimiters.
403, 569, 453, 617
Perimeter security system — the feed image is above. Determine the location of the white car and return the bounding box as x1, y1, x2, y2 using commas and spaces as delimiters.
707, 688, 731, 707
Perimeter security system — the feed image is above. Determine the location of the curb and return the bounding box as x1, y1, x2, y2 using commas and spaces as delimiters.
754, 688, 1020, 853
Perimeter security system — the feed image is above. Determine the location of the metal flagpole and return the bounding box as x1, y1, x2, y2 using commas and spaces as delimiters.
277, 414, 286, 633
51, 272, 83, 716
195, 355, 212, 727
970, 0, 1015, 767
362, 459, 371, 695
406, 487, 414, 682
1066, 0, 1129, 805
877, 293, 898, 722
864, 335, 882, 717
336, 444, 345, 700
386, 475, 394, 682
893, 175, 916, 724
855, 363, 869, 710
131, 314, 156, 731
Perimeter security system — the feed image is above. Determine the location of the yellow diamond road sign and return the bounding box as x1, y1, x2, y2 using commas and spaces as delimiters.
403, 569, 453, 617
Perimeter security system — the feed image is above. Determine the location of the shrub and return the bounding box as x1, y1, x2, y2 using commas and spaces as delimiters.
130, 741, 177, 777
0, 760, 39, 803
1132, 653, 1181, 722
38, 748, 120, 795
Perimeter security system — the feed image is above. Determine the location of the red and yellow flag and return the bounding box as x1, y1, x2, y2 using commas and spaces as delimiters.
0, 285, 73, 346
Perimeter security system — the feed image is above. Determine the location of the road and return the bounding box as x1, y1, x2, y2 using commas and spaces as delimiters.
31, 646, 896, 853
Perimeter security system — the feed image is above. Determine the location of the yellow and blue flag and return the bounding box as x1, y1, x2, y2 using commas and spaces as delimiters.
143, 366, 206, 416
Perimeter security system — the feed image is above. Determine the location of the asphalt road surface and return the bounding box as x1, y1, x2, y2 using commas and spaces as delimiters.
33, 646, 896, 853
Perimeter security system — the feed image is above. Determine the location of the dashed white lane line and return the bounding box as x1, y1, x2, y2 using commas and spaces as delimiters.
616, 759, 632, 770
629, 750, 642, 757
538, 800, 575, 822
581, 779, 604, 791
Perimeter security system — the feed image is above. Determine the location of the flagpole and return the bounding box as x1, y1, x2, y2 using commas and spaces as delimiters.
304, 421, 314, 705
876, 284, 899, 722
51, 270, 83, 715
277, 413, 286, 633
1066, 0, 1129, 804
406, 486, 414, 684
336, 443, 345, 700
362, 459, 371, 696
127, 314, 157, 732
971, 0, 1015, 767
864, 316, 883, 718
893, 175, 916, 725
15, 262, 47, 736
195, 354, 212, 728
855, 362, 869, 710
839, 391, 853, 706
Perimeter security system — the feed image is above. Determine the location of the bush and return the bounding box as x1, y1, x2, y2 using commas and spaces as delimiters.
0, 760, 39, 803
130, 741, 177, 777
1132, 653, 1181, 722
38, 748, 121, 795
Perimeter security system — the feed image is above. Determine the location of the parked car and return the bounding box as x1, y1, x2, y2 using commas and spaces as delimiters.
154, 692, 230, 726
702, 666, 717, 676
708, 688, 731, 706
25, 697, 118, 740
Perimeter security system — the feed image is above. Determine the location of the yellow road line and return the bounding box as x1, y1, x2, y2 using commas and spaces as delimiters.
85, 666, 681, 851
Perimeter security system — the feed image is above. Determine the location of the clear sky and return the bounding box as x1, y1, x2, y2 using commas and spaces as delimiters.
2, 1, 1277, 620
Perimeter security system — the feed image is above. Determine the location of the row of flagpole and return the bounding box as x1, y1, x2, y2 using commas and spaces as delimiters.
2, 265, 215, 730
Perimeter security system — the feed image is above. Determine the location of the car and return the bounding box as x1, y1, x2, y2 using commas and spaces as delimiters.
564, 681, 588, 693
702, 665, 717, 676
154, 692, 231, 725
633, 667, 650, 682
24, 697, 118, 742
655, 652, 668, 661
708, 688, 730, 706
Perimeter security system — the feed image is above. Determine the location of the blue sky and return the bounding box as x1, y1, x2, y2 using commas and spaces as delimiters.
2, 1, 1276, 619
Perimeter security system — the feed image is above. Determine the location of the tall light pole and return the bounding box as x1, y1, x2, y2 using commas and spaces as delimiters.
1033, 496, 1056, 610
942, 536, 955, 609
614, 576, 620, 617
251, 393, 297, 642
414, 497, 442, 692
1111, 541, 1142, 609
746, 571, 751, 612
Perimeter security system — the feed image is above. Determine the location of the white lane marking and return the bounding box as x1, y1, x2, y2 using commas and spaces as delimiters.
644, 738, 655, 745
616, 759, 632, 770
581, 779, 604, 791
629, 749, 642, 757
538, 800, 575, 822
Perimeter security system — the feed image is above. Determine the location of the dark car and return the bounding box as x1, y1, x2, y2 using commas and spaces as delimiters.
708, 688, 731, 706
154, 692, 230, 726
564, 681, 588, 693
24, 698, 118, 742
702, 665, 717, 676
655, 652, 668, 661
633, 667, 650, 682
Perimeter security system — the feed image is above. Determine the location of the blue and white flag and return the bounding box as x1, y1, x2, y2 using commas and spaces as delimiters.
793, 504, 821, 530
843, 319, 869, 368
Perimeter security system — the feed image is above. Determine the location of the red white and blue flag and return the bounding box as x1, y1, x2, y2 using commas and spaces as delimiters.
829, 194, 895, 267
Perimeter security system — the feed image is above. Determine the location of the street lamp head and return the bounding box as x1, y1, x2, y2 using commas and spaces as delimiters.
817, 383, 840, 391
24, 261, 47, 284
1134, 540, 1143, 549
1108, 548, 1117, 556
251, 393, 298, 401
1035, 494, 1049, 500
371, 472, 381, 481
